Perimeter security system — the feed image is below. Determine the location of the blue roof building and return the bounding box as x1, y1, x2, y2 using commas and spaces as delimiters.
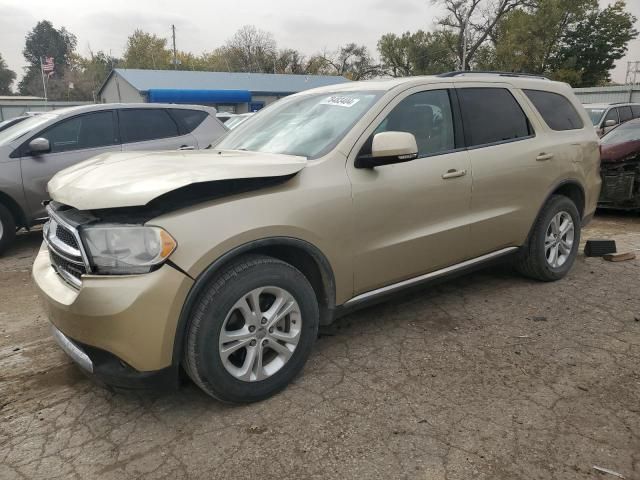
98, 69, 350, 113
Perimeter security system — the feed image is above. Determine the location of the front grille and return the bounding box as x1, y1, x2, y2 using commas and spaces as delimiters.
50, 249, 86, 282
600, 173, 635, 203
55, 224, 80, 250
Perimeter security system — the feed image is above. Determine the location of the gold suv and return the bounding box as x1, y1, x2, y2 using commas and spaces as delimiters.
34, 73, 601, 403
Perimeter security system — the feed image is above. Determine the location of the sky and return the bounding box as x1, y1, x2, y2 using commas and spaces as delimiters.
1, 0, 639, 85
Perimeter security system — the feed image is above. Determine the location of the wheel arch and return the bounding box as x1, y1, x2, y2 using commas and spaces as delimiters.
171, 236, 337, 367
0, 190, 27, 228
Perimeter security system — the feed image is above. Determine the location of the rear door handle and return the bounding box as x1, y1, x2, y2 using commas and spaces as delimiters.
178, 145, 196, 151
536, 152, 554, 161
442, 169, 467, 179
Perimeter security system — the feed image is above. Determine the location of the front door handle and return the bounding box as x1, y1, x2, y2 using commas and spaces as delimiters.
536, 152, 554, 161
178, 145, 196, 151
442, 169, 467, 179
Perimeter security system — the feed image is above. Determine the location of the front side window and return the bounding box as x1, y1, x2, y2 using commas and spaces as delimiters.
119, 109, 180, 143
39, 111, 116, 153
618, 106, 633, 123
215, 91, 382, 159
362, 89, 455, 158
457, 88, 532, 147
604, 108, 619, 125
524, 90, 583, 131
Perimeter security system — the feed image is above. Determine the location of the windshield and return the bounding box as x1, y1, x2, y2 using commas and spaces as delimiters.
585, 108, 606, 126
601, 121, 640, 145
0, 113, 57, 146
214, 91, 383, 158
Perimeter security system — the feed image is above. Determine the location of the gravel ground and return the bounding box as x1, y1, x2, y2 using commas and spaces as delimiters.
0, 213, 639, 480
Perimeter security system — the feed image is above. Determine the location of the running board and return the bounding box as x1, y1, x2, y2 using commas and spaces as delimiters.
342, 247, 519, 309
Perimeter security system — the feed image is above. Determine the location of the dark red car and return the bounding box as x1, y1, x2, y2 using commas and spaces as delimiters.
599, 118, 640, 210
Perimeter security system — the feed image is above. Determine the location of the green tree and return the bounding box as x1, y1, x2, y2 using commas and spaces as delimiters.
378, 30, 457, 76
551, 0, 637, 86
19, 20, 77, 95
122, 30, 172, 69
0, 53, 16, 94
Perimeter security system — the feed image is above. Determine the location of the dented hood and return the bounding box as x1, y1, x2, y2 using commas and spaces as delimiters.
48, 149, 307, 210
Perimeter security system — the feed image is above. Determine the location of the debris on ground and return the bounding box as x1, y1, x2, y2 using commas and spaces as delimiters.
603, 252, 636, 262
592, 465, 625, 478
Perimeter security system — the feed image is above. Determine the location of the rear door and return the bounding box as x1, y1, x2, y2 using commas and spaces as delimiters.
20, 110, 120, 219
119, 108, 196, 151
457, 85, 553, 257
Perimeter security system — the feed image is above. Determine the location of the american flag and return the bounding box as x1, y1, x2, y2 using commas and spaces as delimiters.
42, 57, 54, 75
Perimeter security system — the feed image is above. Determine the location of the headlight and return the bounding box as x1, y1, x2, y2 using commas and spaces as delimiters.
81, 225, 177, 275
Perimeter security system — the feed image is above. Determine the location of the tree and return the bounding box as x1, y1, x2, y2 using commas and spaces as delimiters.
378, 30, 457, 76
319, 44, 381, 80
122, 30, 172, 69
435, 0, 533, 69
550, 0, 637, 86
19, 20, 77, 95
224, 25, 277, 73
0, 53, 16, 94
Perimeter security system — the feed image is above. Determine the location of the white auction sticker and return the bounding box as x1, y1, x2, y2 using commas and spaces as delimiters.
320, 96, 361, 107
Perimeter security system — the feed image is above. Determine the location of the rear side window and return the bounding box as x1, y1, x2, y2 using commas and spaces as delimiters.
632, 106, 640, 119
523, 90, 583, 131
119, 109, 179, 143
457, 88, 532, 147
618, 106, 633, 123
170, 109, 208, 133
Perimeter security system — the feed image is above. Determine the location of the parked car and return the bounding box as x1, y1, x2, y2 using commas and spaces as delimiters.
34, 72, 600, 403
0, 103, 227, 253
599, 118, 640, 210
584, 102, 640, 137
224, 113, 255, 130
0, 112, 41, 133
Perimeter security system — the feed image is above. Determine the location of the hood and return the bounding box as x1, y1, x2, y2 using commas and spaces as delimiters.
48, 149, 307, 210
600, 140, 640, 163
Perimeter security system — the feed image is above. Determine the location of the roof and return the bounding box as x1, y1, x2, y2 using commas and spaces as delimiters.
100, 69, 350, 96
0, 96, 44, 101
583, 102, 640, 107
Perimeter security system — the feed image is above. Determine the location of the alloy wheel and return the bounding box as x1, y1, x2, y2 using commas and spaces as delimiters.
545, 211, 575, 268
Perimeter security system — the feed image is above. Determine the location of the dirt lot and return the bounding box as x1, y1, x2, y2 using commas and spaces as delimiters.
1, 213, 639, 480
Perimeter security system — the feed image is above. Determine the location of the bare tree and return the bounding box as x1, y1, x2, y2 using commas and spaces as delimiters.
319, 44, 381, 80
435, 0, 533, 69
225, 25, 277, 73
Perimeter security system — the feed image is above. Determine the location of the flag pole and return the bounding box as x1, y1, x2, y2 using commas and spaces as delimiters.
39, 57, 48, 103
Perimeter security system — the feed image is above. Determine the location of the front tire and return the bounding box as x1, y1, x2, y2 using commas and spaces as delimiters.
183, 254, 319, 403
515, 195, 581, 282
0, 203, 16, 256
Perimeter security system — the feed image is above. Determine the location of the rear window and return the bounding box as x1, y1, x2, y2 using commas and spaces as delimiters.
457, 88, 532, 147
170, 109, 208, 133
524, 90, 584, 131
618, 106, 633, 123
119, 109, 179, 143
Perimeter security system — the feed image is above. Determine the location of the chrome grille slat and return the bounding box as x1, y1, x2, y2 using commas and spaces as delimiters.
45, 206, 91, 289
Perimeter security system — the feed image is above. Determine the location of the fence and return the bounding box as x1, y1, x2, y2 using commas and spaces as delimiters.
573, 85, 640, 104
0, 98, 93, 121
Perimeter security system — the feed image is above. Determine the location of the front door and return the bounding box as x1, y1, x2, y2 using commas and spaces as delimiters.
348, 86, 473, 295
20, 110, 121, 219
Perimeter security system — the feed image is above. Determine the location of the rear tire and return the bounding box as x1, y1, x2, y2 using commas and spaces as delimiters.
0, 203, 16, 256
515, 195, 581, 282
183, 254, 319, 403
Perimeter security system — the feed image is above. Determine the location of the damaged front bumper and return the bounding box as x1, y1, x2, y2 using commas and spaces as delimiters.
599, 159, 640, 210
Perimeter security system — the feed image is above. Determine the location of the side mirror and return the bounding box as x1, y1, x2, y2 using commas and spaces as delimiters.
604, 119, 617, 128
29, 138, 50, 155
355, 131, 419, 169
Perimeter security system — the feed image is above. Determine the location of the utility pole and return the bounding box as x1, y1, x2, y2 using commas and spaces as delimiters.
171, 24, 178, 70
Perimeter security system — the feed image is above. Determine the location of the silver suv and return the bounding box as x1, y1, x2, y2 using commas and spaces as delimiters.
584, 102, 640, 137
0, 103, 227, 253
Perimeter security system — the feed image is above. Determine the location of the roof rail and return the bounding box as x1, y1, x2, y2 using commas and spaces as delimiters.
437, 71, 549, 80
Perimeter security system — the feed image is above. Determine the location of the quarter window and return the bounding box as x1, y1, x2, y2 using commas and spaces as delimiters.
170, 109, 208, 133
365, 89, 456, 158
39, 111, 116, 153
119, 109, 180, 143
523, 89, 583, 131
457, 88, 532, 147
